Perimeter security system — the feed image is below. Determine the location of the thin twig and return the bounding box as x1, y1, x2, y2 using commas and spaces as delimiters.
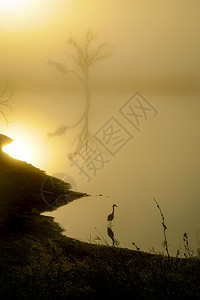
154, 198, 170, 262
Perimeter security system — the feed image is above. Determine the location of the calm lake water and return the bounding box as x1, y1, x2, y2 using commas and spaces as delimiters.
3, 90, 200, 256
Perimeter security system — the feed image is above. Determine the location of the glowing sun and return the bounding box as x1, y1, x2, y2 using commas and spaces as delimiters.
2, 128, 48, 169
3, 139, 34, 163
0, 0, 34, 11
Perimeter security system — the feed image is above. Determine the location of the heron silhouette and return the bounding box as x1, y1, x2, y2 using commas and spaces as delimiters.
107, 204, 117, 223
107, 226, 115, 246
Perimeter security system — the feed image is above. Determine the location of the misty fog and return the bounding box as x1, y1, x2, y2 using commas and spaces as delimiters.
1, 0, 200, 255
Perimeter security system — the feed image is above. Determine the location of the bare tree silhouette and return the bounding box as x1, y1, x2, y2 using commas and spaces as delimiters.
46, 30, 113, 155
0, 82, 13, 127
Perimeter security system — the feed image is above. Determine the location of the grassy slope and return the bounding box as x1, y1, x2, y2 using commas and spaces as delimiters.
0, 215, 200, 300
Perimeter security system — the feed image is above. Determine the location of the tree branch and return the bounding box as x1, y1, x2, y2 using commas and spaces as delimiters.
0, 82, 13, 126
85, 30, 102, 60
88, 42, 109, 63
88, 52, 114, 65
68, 70, 85, 86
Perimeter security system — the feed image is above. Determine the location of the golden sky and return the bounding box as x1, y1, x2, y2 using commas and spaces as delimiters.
0, 0, 200, 93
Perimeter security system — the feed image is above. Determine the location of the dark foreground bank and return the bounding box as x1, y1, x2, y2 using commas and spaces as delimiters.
0, 154, 200, 299
0, 215, 200, 300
